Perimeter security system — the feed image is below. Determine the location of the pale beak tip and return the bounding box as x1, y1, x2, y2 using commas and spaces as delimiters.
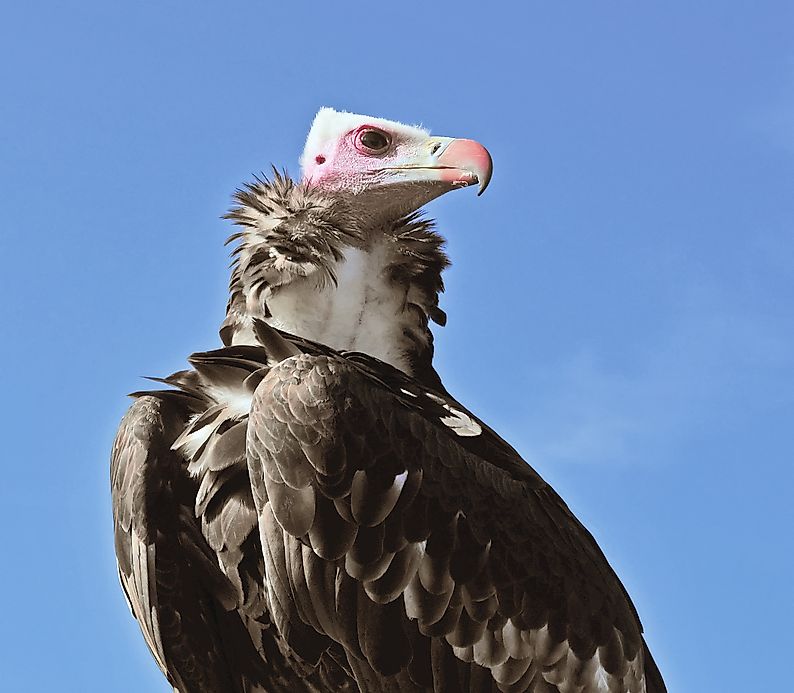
425, 137, 494, 196
473, 144, 493, 196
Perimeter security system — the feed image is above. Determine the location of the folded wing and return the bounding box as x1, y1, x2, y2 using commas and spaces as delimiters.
111, 393, 263, 692
246, 343, 666, 693
111, 363, 353, 692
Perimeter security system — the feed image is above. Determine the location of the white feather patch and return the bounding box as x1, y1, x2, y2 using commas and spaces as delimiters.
426, 392, 482, 437
266, 243, 415, 373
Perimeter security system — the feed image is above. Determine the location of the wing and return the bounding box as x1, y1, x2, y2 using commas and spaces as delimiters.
246, 349, 666, 693
112, 361, 355, 692
111, 393, 254, 692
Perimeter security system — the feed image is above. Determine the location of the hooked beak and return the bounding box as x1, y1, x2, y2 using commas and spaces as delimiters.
387, 137, 493, 195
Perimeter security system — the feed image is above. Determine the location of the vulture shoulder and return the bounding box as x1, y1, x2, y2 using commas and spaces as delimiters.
111, 380, 351, 692
246, 328, 667, 693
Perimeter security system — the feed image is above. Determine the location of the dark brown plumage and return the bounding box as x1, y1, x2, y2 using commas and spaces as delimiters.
246, 326, 666, 693
113, 323, 665, 692
111, 362, 356, 692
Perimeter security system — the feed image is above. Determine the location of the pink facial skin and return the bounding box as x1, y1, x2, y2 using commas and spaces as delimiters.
302, 124, 392, 190
302, 124, 492, 196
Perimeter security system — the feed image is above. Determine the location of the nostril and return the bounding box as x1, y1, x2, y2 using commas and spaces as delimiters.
430, 142, 442, 155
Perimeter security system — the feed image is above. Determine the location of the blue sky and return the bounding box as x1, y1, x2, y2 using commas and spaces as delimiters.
1, 3, 792, 691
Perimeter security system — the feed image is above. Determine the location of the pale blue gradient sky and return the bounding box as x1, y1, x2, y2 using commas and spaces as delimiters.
1, 3, 792, 691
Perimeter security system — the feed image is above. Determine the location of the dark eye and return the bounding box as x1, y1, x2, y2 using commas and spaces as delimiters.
358, 129, 391, 154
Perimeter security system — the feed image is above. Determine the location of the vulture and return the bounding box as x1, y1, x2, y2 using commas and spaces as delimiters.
111, 108, 666, 693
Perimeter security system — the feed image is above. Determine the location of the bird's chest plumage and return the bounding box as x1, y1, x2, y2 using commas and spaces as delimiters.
265, 244, 414, 374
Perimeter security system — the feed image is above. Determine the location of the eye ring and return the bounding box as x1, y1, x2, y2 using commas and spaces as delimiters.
355, 128, 391, 155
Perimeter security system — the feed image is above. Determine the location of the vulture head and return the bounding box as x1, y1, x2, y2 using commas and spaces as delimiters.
300, 107, 492, 225
224, 108, 491, 383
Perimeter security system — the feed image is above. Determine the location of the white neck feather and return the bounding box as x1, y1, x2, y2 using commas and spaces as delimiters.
232, 239, 417, 374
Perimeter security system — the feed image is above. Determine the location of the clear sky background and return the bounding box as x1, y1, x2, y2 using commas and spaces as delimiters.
1, 3, 792, 691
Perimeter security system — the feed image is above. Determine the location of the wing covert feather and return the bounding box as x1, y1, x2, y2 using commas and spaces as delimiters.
247, 352, 665, 693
